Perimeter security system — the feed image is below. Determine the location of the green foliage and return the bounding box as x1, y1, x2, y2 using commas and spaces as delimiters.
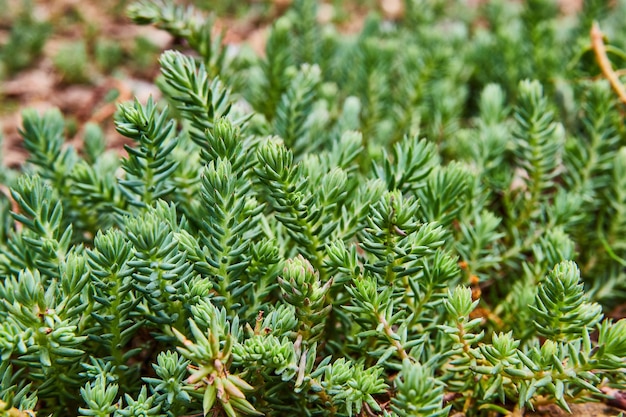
531, 261, 603, 341
95, 40, 124, 74
53, 41, 90, 84
511, 79, 564, 221
115, 97, 179, 206
392, 360, 450, 417
127, 0, 228, 76
0, 2, 51, 77
2, 0, 626, 416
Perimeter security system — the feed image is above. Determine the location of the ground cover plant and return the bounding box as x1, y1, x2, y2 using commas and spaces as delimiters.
1, 0, 626, 416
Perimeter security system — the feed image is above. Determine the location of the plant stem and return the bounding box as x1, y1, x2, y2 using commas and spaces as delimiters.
378, 313, 409, 360
591, 22, 626, 105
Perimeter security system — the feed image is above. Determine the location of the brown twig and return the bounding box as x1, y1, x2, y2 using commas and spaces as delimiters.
591, 22, 626, 105
378, 313, 409, 360
88, 78, 133, 124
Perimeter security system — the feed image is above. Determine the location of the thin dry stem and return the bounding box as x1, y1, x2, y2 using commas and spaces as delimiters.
591, 22, 626, 105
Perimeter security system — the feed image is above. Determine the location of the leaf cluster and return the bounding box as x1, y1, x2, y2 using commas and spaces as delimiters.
1, 0, 626, 416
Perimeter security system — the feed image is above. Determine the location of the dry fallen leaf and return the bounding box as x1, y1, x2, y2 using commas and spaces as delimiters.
525, 402, 624, 417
